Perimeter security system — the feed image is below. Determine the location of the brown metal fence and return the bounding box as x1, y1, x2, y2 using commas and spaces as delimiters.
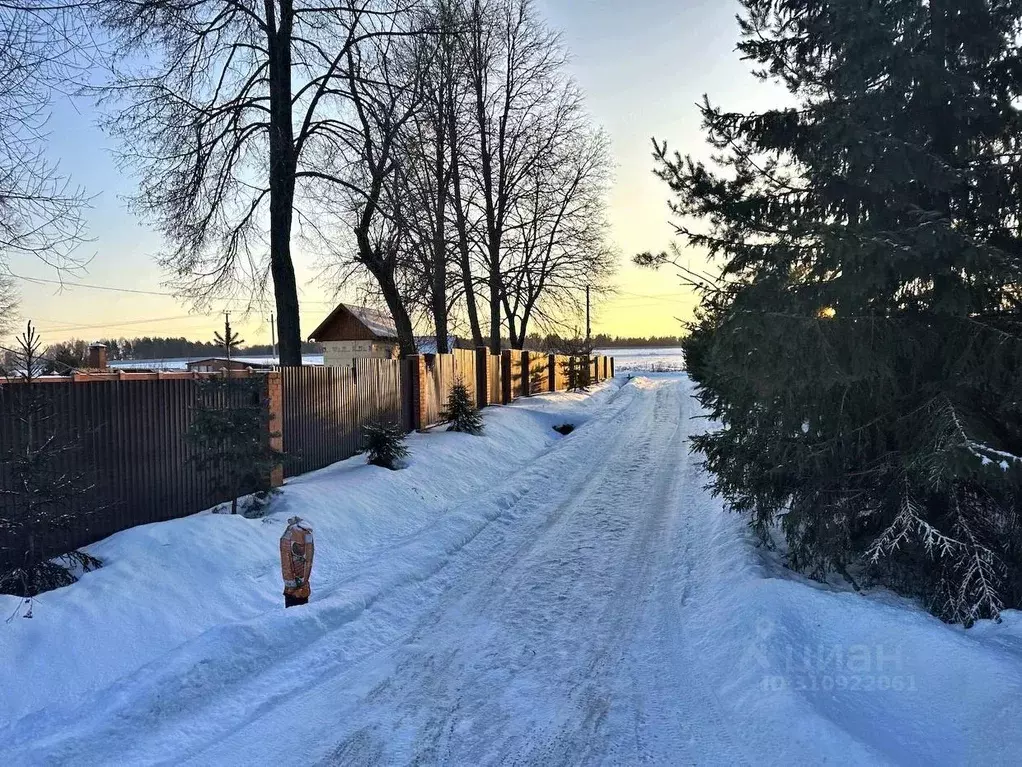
0, 375, 263, 571
412, 349, 477, 430
1, 349, 614, 572
279, 359, 404, 478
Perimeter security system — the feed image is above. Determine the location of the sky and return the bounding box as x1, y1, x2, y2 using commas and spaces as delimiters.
7, 0, 779, 348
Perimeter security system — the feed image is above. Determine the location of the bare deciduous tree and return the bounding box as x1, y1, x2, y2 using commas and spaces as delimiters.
312, 18, 428, 357
0, 273, 17, 338
501, 123, 615, 346
0, 2, 90, 275
398, 0, 462, 352
98, 0, 411, 365
461, 0, 591, 352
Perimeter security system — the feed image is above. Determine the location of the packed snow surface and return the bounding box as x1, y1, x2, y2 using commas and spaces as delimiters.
2, 374, 1021, 765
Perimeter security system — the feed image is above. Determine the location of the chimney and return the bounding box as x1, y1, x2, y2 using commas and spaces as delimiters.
88, 343, 108, 371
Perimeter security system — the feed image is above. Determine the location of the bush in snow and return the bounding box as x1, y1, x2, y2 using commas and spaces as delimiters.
0, 322, 102, 598
441, 378, 483, 435
362, 422, 409, 470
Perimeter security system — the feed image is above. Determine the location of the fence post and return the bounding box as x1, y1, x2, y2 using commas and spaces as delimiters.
548, 354, 556, 392
521, 350, 532, 397
266, 370, 284, 488
500, 349, 512, 404
610, 357, 615, 378
475, 346, 489, 408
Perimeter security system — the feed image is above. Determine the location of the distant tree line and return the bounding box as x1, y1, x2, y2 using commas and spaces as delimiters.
1, 336, 322, 374
92, 337, 320, 362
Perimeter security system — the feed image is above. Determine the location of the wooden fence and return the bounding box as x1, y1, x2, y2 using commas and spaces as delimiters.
0, 350, 613, 573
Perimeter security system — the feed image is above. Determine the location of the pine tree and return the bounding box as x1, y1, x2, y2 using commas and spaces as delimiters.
441, 378, 484, 434
186, 316, 280, 515
0, 322, 100, 599
656, 0, 1022, 624
362, 422, 409, 470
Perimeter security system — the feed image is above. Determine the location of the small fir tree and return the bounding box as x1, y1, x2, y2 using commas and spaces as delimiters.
186, 316, 280, 514
557, 336, 594, 392
0, 322, 100, 599
441, 378, 483, 435
362, 422, 409, 470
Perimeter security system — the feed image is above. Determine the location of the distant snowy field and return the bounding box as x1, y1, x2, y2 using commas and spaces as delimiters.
596, 346, 685, 372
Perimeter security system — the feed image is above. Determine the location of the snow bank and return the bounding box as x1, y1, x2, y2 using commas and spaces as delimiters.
0, 381, 619, 726
671, 409, 1022, 764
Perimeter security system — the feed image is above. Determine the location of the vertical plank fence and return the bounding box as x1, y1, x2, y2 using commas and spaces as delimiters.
278, 359, 403, 477
0, 374, 270, 571
1, 350, 613, 573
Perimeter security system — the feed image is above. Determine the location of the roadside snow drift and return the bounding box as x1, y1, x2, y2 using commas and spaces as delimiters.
2, 374, 1021, 766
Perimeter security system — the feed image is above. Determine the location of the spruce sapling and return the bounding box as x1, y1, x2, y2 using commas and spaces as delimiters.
362, 422, 409, 470
440, 378, 483, 435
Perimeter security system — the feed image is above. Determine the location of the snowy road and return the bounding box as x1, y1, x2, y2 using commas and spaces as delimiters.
7, 374, 1022, 765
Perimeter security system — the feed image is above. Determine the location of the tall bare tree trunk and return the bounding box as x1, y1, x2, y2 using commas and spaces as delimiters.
431, 117, 450, 353
450, 156, 483, 346
265, 0, 302, 365
373, 260, 418, 358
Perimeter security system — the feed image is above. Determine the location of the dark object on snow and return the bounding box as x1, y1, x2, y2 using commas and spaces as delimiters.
280, 516, 314, 606
553, 423, 575, 435
441, 378, 484, 435
362, 422, 409, 470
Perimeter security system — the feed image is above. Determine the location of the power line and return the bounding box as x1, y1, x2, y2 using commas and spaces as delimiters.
32, 314, 200, 333
8, 272, 341, 306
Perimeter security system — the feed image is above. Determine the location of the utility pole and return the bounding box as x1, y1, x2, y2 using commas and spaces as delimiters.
269, 313, 277, 363
585, 285, 591, 345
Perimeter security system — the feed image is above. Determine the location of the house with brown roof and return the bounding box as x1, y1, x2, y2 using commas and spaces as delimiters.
309, 303, 460, 368
309, 304, 402, 368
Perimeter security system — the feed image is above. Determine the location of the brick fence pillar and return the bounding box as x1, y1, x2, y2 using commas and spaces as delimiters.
521, 350, 531, 397
475, 346, 489, 408
501, 349, 512, 404
266, 370, 284, 488
407, 354, 428, 431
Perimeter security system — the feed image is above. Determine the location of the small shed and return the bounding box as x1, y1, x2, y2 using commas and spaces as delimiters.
186, 358, 270, 373
309, 304, 401, 368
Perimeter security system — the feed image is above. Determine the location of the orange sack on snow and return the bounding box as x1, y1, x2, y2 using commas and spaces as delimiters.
280, 516, 315, 603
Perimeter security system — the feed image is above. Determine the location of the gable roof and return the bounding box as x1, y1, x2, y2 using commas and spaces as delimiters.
308, 303, 398, 342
